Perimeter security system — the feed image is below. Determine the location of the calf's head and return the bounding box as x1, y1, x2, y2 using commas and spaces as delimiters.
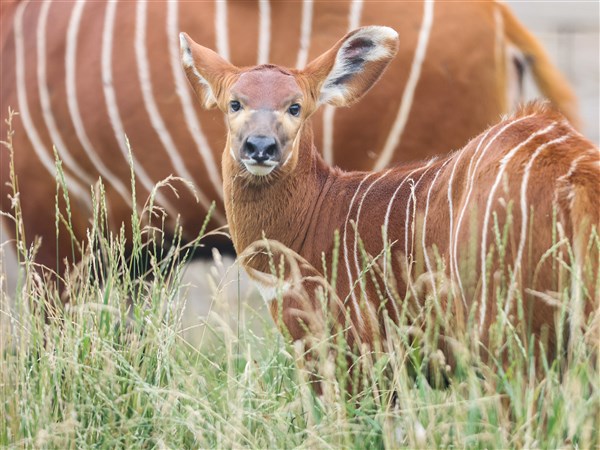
180, 26, 399, 180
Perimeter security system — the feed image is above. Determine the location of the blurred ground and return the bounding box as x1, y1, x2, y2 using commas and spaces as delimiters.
177, 253, 265, 348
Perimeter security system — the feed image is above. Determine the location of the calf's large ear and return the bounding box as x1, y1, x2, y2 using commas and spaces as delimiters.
180, 32, 238, 109
304, 26, 399, 108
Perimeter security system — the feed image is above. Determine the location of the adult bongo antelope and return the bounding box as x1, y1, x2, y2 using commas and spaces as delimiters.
180, 26, 598, 371
0, 0, 579, 278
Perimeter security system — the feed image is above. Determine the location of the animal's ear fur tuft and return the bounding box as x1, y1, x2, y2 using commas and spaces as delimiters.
304, 26, 399, 108
180, 32, 238, 109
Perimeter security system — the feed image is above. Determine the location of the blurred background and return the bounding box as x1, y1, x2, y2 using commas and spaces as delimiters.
507, 1, 599, 143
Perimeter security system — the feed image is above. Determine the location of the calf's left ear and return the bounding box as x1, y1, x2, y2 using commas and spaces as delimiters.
304, 26, 399, 108
180, 32, 238, 109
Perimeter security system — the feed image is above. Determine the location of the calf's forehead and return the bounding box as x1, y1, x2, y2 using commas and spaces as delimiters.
231, 69, 302, 110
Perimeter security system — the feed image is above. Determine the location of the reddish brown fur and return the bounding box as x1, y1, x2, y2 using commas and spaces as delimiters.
183, 29, 598, 367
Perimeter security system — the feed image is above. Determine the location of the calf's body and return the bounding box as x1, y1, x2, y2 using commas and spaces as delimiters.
182, 27, 599, 367
224, 106, 598, 351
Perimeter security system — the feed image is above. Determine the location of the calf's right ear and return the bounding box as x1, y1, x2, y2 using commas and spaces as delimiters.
179, 32, 238, 109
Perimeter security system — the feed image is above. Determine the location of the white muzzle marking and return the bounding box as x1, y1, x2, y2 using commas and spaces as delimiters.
242, 159, 278, 176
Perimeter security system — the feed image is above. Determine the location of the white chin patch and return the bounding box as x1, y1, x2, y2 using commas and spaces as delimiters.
242, 160, 278, 176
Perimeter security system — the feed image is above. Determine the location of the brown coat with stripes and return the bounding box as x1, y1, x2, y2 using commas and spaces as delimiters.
182, 27, 598, 364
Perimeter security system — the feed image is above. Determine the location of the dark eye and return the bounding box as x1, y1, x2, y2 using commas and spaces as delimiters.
230, 100, 241, 112
288, 103, 301, 117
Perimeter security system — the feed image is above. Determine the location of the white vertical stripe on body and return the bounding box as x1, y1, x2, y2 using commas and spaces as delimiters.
322, 0, 364, 165
451, 127, 494, 305
257, 0, 271, 65
14, 1, 91, 206
215, 0, 230, 60
558, 152, 588, 347
403, 161, 436, 298
167, 0, 223, 201
295, 0, 314, 69
66, 0, 132, 207
135, 0, 225, 225
504, 134, 570, 316
421, 160, 451, 300
353, 170, 392, 299
37, 1, 94, 188
374, 0, 435, 171
343, 173, 374, 332
102, 0, 176, 216
446, 147, 467, 306
382, 164, 427, 305
478, 122, 557, 331
452, 116, 533, 306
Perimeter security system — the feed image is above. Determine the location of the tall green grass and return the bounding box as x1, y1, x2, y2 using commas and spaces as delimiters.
1, 112, 598, 448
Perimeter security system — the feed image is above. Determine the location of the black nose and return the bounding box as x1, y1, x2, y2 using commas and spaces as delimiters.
243, 135, 279, 163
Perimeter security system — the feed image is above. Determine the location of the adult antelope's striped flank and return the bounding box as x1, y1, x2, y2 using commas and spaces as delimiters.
180, 26, 599, 379
1, 0, 579, 277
